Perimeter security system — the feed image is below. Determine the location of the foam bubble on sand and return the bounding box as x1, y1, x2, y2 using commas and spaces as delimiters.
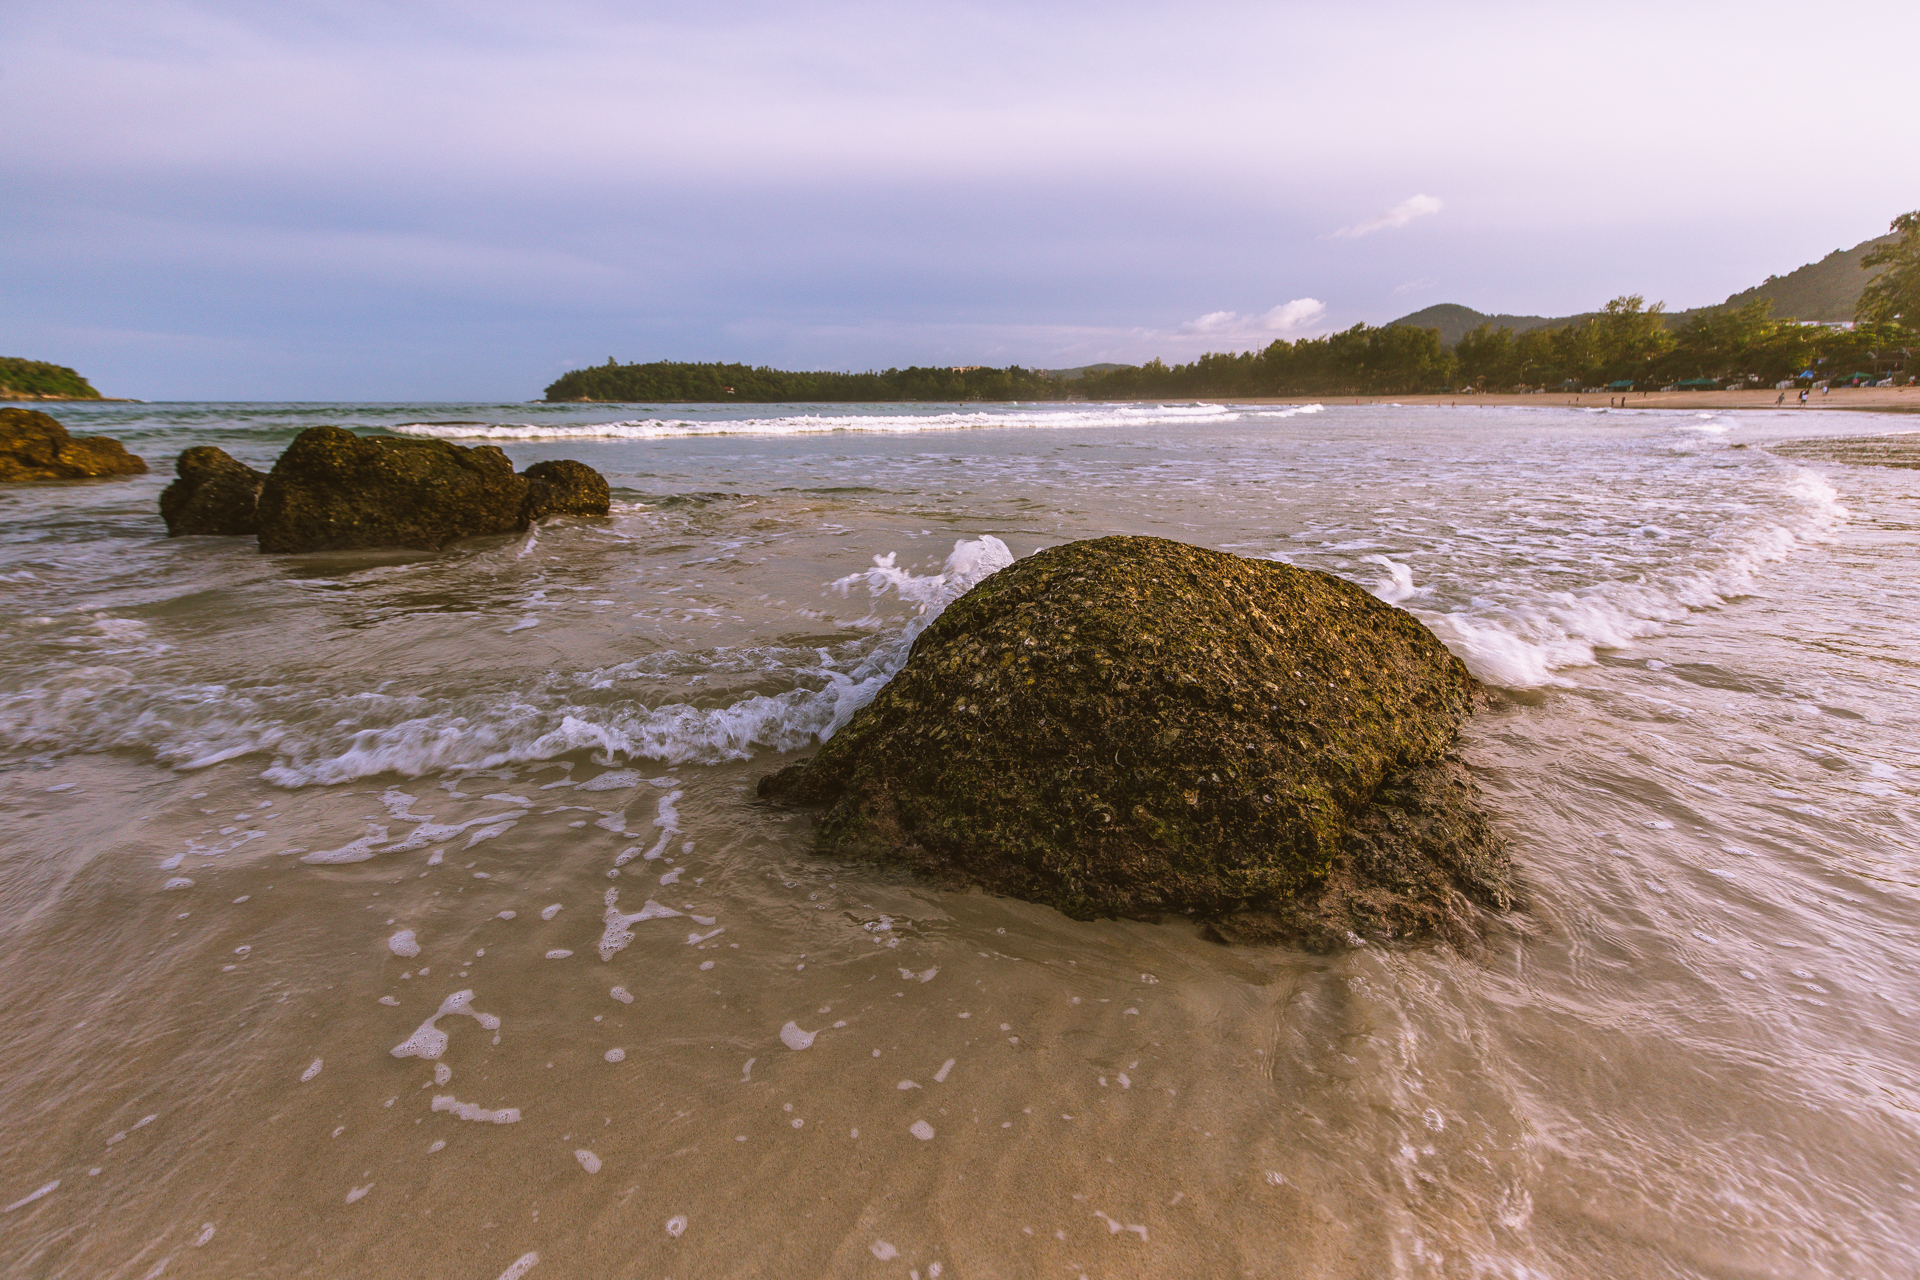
345, 1184, 372, 1204
541, 903, 563, 920
545, 949, 573, 960
496, 1253, 540, 1280
604, 1048, 626, 1063
934, 1058, 955, 1083
598, 889, 685, 960
610, 986, 634, 1003
871, 1241, 899, 1261
4, 1180, 59, 1212
431, 1095, 521, 1124
434, 1063, 452, 1085
300, 1058, 323, 1082
576, 770, 641, 792
301, 826, 392, 865
574, 1149, 601, 1173
464, 819, 518, 849
388, 929, 421, 958
163, 877, 194, 890
666, 1214, 688, 1238
385, 813, 521, 853
193, 1224, 215, 1247
392, 990, 502, 1060
910, 1120, 935, 1140
780, 1022, 817, 1050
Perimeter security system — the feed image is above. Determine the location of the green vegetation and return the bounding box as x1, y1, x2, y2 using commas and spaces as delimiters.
0, 357, 101, 400
549, 214, 1915, 402
544, 360, 1062, 403
1857, 212, 1920, 326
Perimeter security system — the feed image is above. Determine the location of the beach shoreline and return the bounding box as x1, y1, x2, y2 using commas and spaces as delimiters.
1212, 387, 1919, 413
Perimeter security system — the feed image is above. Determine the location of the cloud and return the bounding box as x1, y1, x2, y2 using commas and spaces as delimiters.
1333, 194, 1443, 238
1177, 298, 1325, 339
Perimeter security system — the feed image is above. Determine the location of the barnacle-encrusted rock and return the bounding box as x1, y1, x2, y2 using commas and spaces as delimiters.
0, 407, 148, 481
254, 426, 610, 553
760, 535, 1511, 949
523, 458, 611, 520
159, 446, 266, 535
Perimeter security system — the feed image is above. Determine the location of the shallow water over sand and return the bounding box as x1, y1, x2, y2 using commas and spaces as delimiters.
2, 402, 1916, 1278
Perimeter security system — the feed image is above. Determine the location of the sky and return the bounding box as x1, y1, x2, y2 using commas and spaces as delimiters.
3, 0, 1916, 400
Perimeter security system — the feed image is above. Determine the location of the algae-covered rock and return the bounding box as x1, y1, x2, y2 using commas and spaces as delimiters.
760, 535, 1511, 948
254, 426, 611, 553
0, 407, 148, 481
523, 458, 611, 520
160, 446, 266, 536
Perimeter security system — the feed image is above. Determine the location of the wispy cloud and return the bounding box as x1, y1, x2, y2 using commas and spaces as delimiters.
1333, 194, 1442, 238
1176, 298, 1326, 338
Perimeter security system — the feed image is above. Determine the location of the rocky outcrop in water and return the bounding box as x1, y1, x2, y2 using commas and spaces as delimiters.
0, 407, 147, 481
760, 535, 1512, 949
253, 426, 611, 553
522, 458, 612, 521
160, 446, 266, 536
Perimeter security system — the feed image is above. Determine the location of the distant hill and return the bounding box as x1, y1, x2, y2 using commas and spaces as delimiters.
1718, 234, 1895, 321
0, 356, 102, 400
1390, 231, 1898, 343
1042, 363, 1134, 380
1384, 304, 1565, 346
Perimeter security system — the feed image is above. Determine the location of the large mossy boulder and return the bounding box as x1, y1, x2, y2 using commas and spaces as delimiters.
254, 426, 610, 553
0, 407, 147, 481
160, 446, 266, 535
760, 535, 1511, 949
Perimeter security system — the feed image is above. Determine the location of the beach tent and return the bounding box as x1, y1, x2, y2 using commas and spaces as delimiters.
1606, 380, 1635, 391
1675, 377, 1720, 390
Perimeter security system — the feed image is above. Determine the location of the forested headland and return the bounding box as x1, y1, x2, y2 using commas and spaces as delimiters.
0, 357, 103, 400
546, 213, 1917, 402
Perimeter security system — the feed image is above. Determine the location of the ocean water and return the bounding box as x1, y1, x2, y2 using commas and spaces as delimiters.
1, 400, 1915, 1279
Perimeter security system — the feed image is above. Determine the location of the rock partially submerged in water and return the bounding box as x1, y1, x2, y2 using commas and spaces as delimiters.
254, 425, 610, 553
760, 535, 1511, 949
523, 458, 612, 521
160, 446, 266, 536
0, 407, 148, 481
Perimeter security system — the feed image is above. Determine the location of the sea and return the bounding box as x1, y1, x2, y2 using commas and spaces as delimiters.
1, 399, 1915, 1279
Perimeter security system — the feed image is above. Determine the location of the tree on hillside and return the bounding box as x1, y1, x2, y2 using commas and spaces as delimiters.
1856, 211, 1920, 326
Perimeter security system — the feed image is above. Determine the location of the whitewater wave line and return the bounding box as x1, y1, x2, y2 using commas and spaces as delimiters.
390, 404, 1324, 441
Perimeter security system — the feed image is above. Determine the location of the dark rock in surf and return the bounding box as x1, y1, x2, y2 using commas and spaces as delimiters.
759, 535, 1511, 950
254, 425, 610, 553
0, 407, 148, 482
159, 446, 266, 536
523, 458, 611, 521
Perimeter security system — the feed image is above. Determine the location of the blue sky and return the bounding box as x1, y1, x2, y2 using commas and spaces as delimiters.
4, 0, 1915, 400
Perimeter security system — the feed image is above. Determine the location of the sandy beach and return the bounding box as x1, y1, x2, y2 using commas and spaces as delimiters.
1221, 386, 1919, 414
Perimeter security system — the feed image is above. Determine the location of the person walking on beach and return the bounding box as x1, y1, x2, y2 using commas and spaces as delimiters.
1799, 388, 1809, 405
1776, 390, 1786, 405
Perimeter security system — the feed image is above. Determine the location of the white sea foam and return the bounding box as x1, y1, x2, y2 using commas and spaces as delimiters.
431, 1094, 520, 1124
391, 990, 502, 1060
598, 889, 683, 960
390, 402, 1321, 442
1392, 469, 1847, 687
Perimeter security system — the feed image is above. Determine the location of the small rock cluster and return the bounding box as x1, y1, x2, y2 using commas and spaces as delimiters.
0, 407, 148, 481
164, 425, 610, 551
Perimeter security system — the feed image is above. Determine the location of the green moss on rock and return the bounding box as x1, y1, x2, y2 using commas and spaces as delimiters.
760, 535, 1511, 948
